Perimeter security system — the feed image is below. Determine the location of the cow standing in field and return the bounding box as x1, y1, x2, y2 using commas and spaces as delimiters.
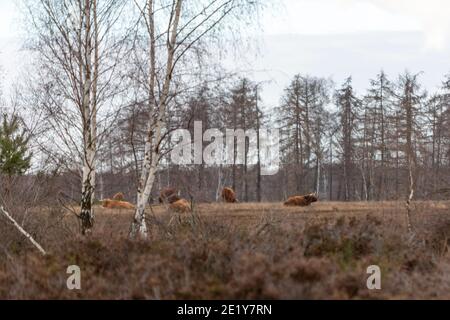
159, 188, 180, 204
284, 193, 318, 207
222, 187, 238, 203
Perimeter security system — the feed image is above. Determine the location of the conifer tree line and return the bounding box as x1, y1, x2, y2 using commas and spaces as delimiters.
2, 67, 449, 204
0, 1, 448, 215
96, 71, 450, 202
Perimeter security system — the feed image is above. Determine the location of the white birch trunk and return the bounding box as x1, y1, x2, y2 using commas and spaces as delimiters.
80, 145, 96, 234
80, 0, 96, 235
130, 131, 154, 238
1, 206, 47, 256
316, 159, 321, 195
359, 162, 368, 201
216, 165, 223, 201
130, 0, 183, 239
405, 158, 414, 233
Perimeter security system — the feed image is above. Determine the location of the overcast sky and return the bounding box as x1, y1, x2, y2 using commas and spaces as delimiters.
1, 0, 450, 107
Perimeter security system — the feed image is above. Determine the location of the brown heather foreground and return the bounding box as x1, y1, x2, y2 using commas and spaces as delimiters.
1, 201, 450, 299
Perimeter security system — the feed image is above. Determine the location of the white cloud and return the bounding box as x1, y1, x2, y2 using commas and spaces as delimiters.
262, 0, 420, 35
262, 0, 449, 51
341, 0, 450, 50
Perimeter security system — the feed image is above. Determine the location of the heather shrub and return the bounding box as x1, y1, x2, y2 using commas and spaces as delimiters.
1, 202, 450, 299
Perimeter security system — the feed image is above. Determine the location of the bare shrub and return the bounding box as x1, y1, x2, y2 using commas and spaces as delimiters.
1, 202, 450, 299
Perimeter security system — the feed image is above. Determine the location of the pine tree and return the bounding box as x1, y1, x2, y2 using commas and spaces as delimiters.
0, 114, 32, 176
277, 75, 331, 195
335, 77, 362, 201
365, 71, 394, 200
225, 78, 257, 199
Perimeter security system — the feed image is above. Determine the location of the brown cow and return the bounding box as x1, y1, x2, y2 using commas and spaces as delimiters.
169, 199, 191, 213
102, 199, 135, 210
159, 188, 180, 204
284, 193, 318, 207
112, 192, 125, 201
222, 187, 238, 203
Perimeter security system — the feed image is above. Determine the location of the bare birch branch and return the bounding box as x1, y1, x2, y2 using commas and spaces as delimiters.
0, 206, 47, 256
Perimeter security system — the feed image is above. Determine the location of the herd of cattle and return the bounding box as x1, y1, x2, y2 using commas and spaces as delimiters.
101, 187, 319, 212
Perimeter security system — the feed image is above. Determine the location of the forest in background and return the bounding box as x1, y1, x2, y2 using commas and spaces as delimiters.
1, 0, 450, 300
0, 0, 448, 238
2, 70, 449, 204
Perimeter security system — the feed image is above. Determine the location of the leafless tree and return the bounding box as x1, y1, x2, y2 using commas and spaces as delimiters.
365, 71, 394, 200
277, 75, 331, 196
25, 0, 129, 234
129, 0, 262, 239
335, 77, 362, 201
394, 72, 426, 232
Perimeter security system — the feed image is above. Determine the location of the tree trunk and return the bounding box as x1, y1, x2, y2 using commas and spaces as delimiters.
80, 0, 96, 235
255, 90, 261, 202
80, 145, 96, 235
315, 156, 320, 195
130, 0, 182, 239
329, 137, 333, 201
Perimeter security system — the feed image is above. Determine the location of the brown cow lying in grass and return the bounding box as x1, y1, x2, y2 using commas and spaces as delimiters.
102, 199, 135, 210
169, 199, 191, 213
222, 187, 238, 203
159, 188, 181, 204
284, 193, 318, 207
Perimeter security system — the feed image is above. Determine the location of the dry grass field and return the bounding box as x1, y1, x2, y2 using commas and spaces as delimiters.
1, 201, 450, 299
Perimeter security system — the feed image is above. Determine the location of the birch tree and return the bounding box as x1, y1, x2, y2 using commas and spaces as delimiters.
129, 0, 261, 239
26, 0, 128, 234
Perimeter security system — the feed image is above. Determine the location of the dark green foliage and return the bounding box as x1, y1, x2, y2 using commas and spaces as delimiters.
0, 114, 32, 176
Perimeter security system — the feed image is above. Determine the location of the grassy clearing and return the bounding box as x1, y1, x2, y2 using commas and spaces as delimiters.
1, 201, 450, 299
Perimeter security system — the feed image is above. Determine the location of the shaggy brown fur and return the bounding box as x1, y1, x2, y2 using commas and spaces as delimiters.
112, 192, 125, 201
102, 199, 135, 210
284, 193, 318, 207
159, 188, 180, 204
222, 187, 238, 203
169, 199, 191, 213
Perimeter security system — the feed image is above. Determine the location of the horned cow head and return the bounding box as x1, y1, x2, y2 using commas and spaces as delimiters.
305, 193, 319, 204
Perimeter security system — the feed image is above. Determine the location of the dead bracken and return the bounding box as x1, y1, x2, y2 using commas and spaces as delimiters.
1, 201, 449, 299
